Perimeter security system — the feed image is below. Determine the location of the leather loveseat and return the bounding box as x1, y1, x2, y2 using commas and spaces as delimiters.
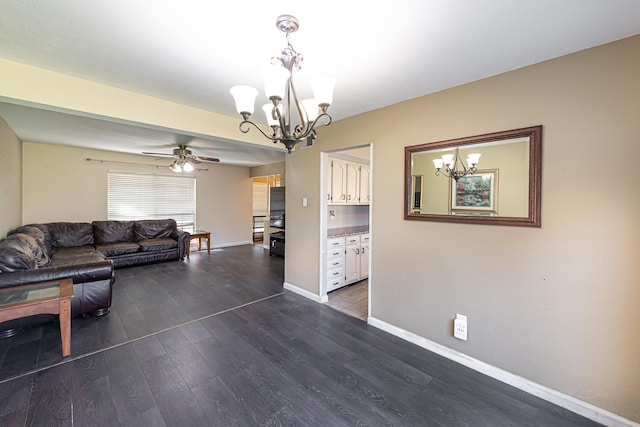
0, 219, 189, 336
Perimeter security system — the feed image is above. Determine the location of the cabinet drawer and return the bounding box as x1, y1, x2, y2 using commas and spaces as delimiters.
327, 237, 345, 248
345, 236, 359, 246
327, 247, 344, 260
326, 277, 345, 292
360, 233, 370, 244
327, 257, 344, 270
326, 266, 344, 281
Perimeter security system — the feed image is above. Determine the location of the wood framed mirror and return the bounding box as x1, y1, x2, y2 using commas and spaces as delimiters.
405, 125, 542, 227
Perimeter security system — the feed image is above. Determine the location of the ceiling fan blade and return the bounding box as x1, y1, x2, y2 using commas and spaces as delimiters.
187, 157, 201, 164
192, 155, 220, 163
142, 151, 174, 157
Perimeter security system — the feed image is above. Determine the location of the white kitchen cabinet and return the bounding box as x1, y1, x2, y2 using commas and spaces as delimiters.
329, 159, 347, 204
327, 159, 370, 205
345, 162, 360, 204
326, 237, 346, 292
358, 165, 370, 205
360, 233, 370, 277
344, 235, 361, 283
346, 233, 370, 284
325, 233, 370, 292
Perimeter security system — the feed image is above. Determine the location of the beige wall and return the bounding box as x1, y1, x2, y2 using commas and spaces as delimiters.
22, 142, 252, 245
0, 117, 22, 236
285, 35, 640, 421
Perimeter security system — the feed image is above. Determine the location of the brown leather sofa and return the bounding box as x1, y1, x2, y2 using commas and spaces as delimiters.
0, 219, 189, 336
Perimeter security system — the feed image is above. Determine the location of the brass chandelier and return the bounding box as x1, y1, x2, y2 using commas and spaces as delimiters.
230, 15, 335, 153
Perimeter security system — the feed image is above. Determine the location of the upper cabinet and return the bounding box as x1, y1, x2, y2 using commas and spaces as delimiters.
359, 165, 370, 204
328, 159, 370, 205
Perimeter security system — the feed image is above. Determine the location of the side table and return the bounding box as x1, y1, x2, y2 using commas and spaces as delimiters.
187, 230, 211, 257
0, 278, 73, 357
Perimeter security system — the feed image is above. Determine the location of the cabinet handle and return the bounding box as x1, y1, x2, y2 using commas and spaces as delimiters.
361, 247, 365, 254
332, 271, 340, 276
341, 194, 346, 200
327, 194, 331, 201
332, 262, 339, 266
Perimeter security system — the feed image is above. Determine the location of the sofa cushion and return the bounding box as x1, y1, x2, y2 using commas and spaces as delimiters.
7, 226, 50, 267
47, 222, 95, 248
134, 219, 176, 241
0, 234, 39, 272
27, 224, 54, 257
96, 242, 140, 257
93, 221, 135, 245
53, 245, 98, 258
48, 252, 109, 268
138, 238, 178, 252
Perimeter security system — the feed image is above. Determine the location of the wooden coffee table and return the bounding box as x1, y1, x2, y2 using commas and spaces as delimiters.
0, 278, 73, 357
187, 230, 211, 257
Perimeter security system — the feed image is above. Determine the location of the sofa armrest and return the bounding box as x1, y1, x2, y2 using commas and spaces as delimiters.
175, 230, 190, 260
0, 260, 115, 289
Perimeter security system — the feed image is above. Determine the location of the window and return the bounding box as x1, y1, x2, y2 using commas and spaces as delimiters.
108, 171, 196, 232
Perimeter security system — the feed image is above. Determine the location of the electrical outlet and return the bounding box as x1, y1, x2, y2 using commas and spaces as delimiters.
454, 313, 468, 341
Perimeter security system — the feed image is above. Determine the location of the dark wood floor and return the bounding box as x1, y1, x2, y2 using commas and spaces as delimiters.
0, 245, 602, 426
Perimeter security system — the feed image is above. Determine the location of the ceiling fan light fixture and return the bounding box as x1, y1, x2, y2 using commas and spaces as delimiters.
183, 161, 194, 172
169, 160, 182, 172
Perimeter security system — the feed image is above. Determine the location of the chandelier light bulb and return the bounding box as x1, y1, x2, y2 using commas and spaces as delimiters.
310, 76, 336, 108
261, 64, 289, 101
183, 162, 194, 172
300, 98, 320, 123
230, 85, 259, 115
441, 154, 455, 169
466, 153, 481, 167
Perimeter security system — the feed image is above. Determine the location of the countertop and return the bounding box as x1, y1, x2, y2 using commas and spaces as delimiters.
327, 226, 369, 238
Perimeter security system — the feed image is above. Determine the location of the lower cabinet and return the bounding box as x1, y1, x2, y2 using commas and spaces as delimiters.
325, 233, 369, 292
326, 237, 345, 292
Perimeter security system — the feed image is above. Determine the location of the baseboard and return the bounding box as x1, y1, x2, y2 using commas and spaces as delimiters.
367, 316, 639, 427
210, 241, 253, 249
283, 282, 328, 303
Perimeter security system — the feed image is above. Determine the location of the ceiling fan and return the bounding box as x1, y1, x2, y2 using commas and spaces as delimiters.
142, 144, 220, 172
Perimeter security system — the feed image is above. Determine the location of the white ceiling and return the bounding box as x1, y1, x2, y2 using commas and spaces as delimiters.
1, 0, 639, 166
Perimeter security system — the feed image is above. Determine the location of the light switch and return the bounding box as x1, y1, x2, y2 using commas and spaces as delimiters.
302, 197, 308, 207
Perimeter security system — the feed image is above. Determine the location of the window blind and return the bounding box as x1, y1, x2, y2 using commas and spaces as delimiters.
108, 171, 196, 232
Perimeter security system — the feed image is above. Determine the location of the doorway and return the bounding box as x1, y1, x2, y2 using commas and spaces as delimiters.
252, 174, 282, 247
321, 144, 372, 322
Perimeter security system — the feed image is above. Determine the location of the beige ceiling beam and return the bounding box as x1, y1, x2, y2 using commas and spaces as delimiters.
0, 58, 278, 149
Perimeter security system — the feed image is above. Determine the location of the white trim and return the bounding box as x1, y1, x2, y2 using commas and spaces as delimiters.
209, 241, 253, 249
367, 317, 639, 427
284, 282, 328, 303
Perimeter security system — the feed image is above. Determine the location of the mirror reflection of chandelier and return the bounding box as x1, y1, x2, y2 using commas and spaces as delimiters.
230, 15, 335, 153
433, 148, 481, 181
